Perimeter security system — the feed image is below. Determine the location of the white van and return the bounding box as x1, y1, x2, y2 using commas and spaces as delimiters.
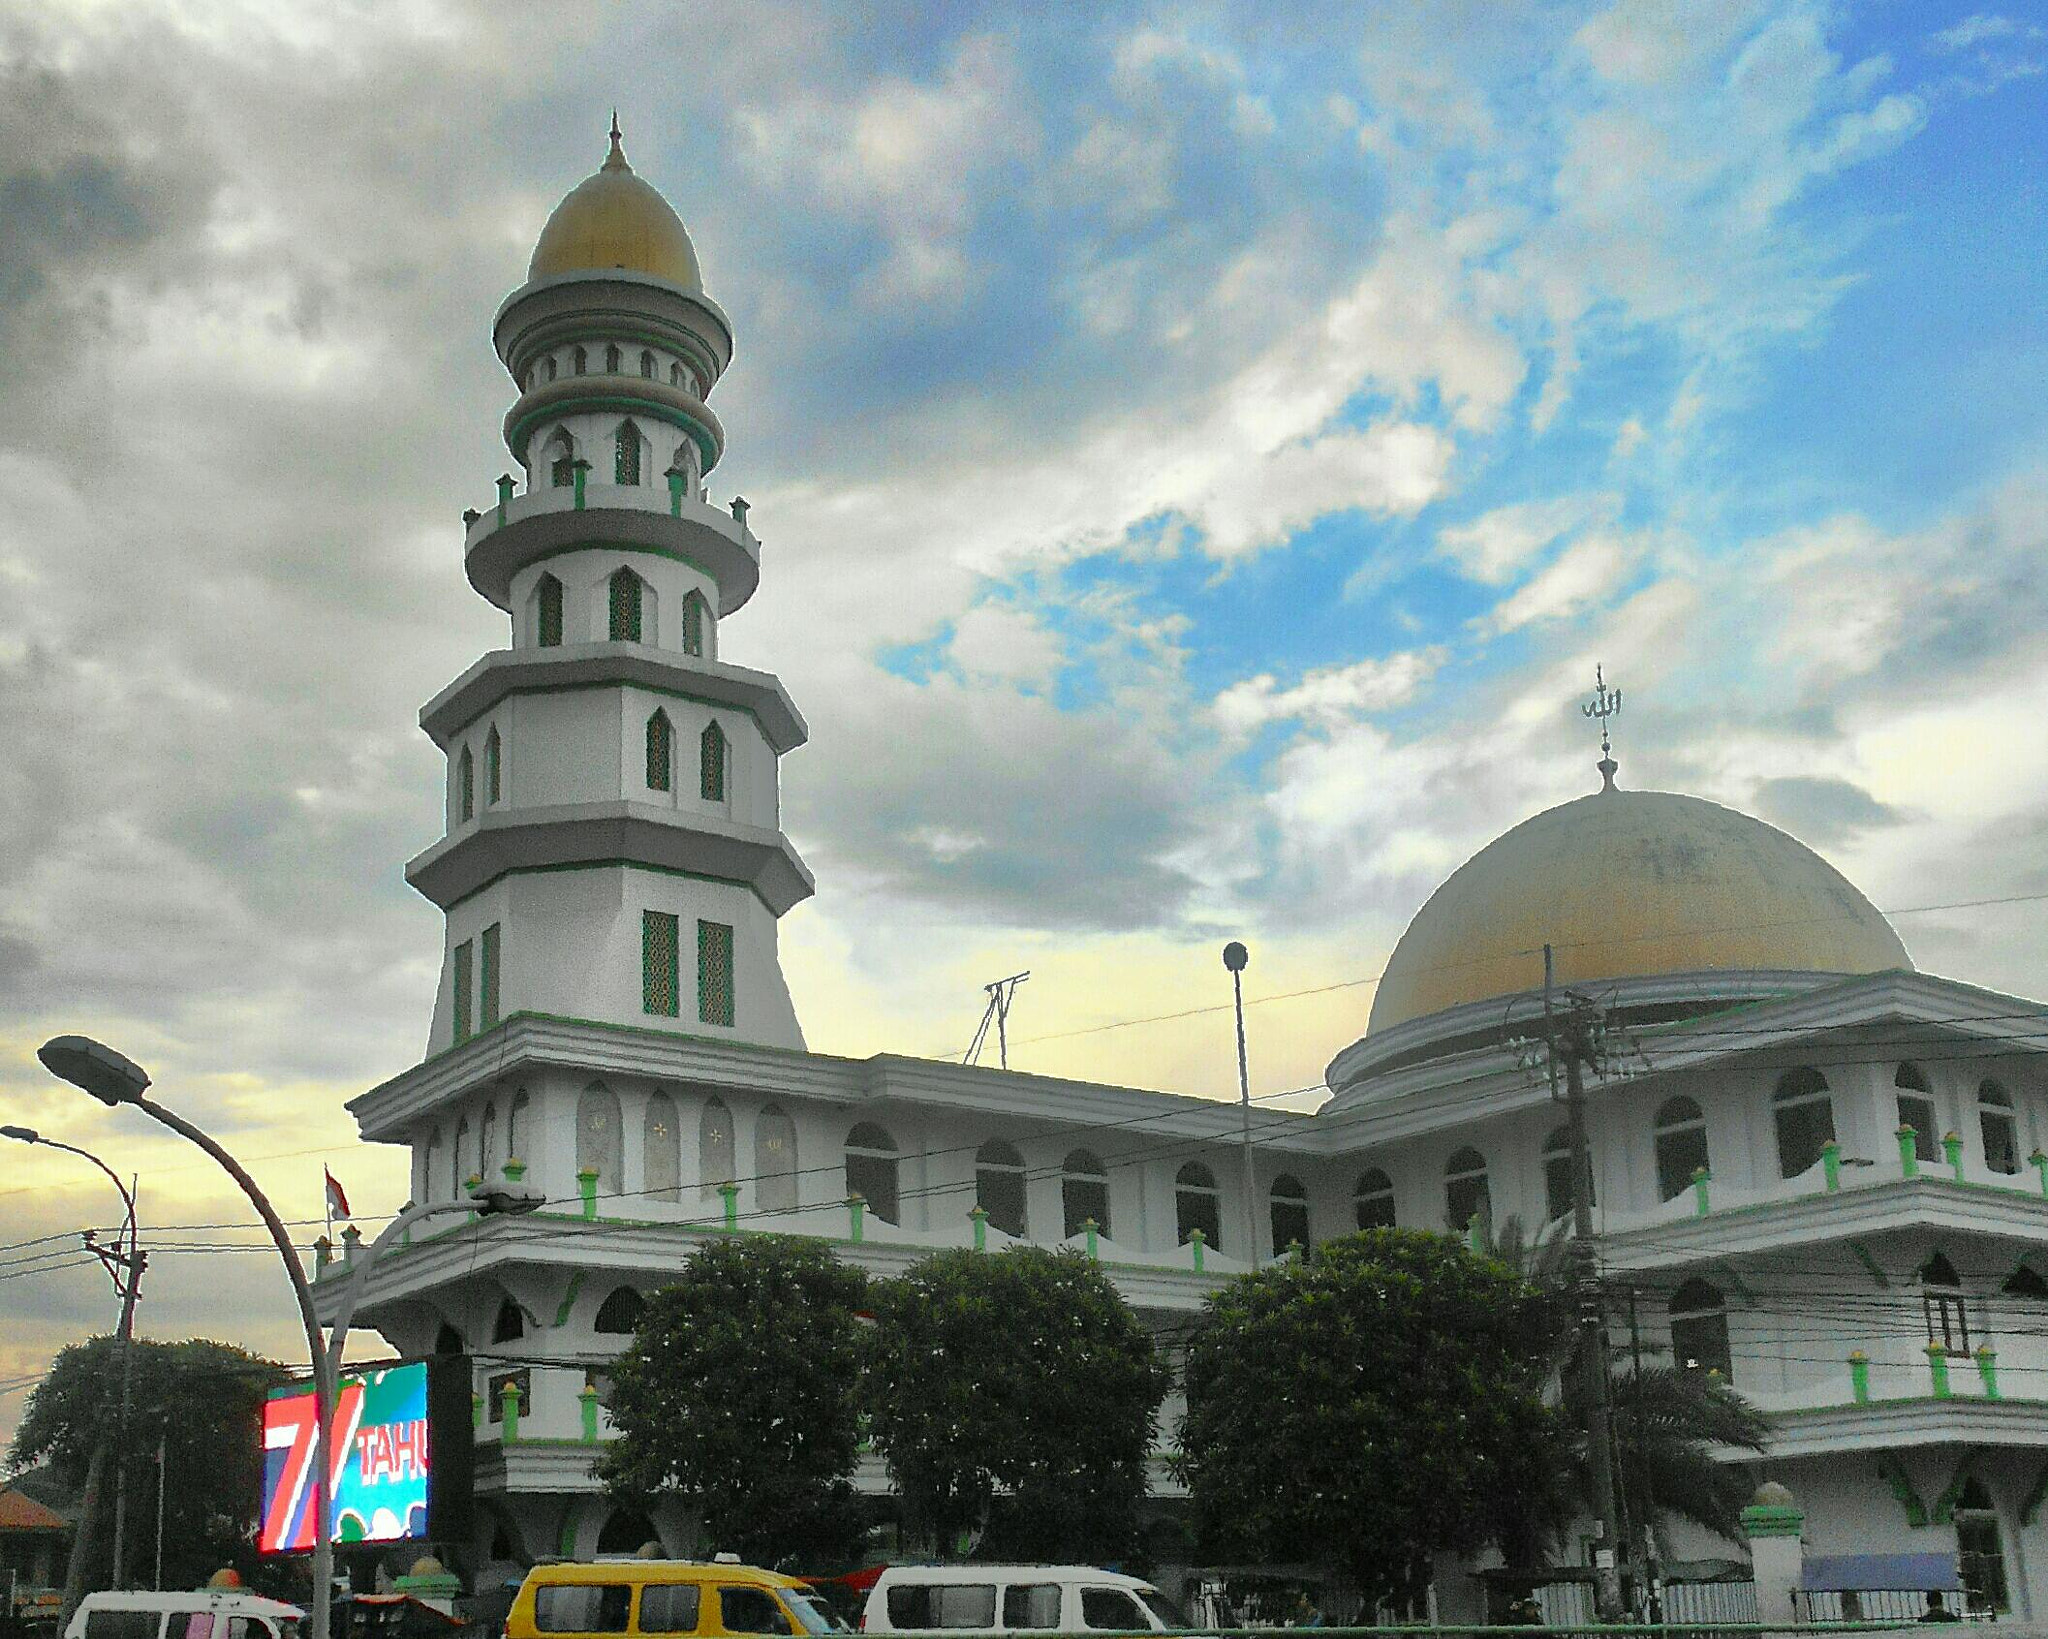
65, 1590, 306, 1639
860, 1567, 1186, 1634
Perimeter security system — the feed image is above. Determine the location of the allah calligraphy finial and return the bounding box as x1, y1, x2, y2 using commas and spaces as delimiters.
1583, 663, 1622, 792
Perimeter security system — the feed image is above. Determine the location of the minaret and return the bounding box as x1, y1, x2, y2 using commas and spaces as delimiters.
408, 124, 811, 1054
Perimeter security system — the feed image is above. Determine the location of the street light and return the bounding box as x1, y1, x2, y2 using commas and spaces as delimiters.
1222, 942, 1259, 1270
1, 1125, 143, 1619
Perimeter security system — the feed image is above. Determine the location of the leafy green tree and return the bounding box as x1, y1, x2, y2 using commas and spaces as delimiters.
863, 1246, 1167, 1560
1178, 1229, 1565, 1610
597, 1236, 868, 1568
9, 1336, 288, 1591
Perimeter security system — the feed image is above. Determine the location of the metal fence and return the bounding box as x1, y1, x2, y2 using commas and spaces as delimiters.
1795, 1589, 1993, 1623
1532, 1580, 1759, 1627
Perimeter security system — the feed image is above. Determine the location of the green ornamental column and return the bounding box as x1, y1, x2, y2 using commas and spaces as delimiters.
719, 1181, 739, 1231
969, 1204, 987, 1252
1978, 1346, 2001, 1400
666, 465, 687, 517
2032, 1150, 2048, 1198
341, 1224, 363, 1267
580, 1383, 600, 1443
495, 472, 514, 526
1741, 1482, 1805, 1627
1945, 1131, 1965, 1183
1188, 1228, 1206, 1274
1692, 1166, 1711, 1217
503, 1158, 527, 1184
1926, 1344, 1953, 1399
501, 1380, 523, 1443
1899, 1126, 1921, 1178
577, 1167, 599, 1219
846, 1193, 865, 1243
1083, 1217, 1099, 1260
572, 458, 591, 510
1849, 1350, 1871, 1404
1821, 1140, 1842, 1192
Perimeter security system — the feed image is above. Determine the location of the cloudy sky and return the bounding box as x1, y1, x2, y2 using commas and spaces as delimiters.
2, 0, 2045, 1431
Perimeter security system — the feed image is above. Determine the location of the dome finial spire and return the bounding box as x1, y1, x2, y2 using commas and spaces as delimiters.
604, 109, 628, 171
1582, 663, 1623, 792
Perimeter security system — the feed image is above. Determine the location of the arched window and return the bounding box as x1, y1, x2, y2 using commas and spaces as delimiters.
2003, 1262, 2048, 1301
576, 1081, 622, 1197
594, 1285, 645, 1335
609, 567, 644, 642
596, 1510, 655, 1557
644, 1091, 679, 1203
639, 349, 655, 379
699, 1097, 735, 1199
485, 727, 502, 806
1353, 1167, 1395, 1229
645, 710, 673, 792
545, 354, 557, 382
433, 1323, 463, 1356
1444, 1146, 1489, 1234
457, 745, 474, 822
422, 1127, 443, 1202
1922, 1252, 1969, 1353
536, 574, 564, 647
1654, 1096, 1709, 1202
507, 1090, 529, 1163
1980, 1080, 2020, 1175
1772, 1067, 1835, 1178
605, 343, 621, 375
975, 1139, 1026, 1238
453, 1117, 470, 1197
1896, 1062, 1939, 1164
681, 591, 708, 657
480, 1102, 497, 1177
1955, 1478, 2010, 1613
669, 361, 683, 387
547, 427, 575, 488
756, 1105, 798, 1212
1669, 1278, 1730, 1377
846, 1122, 900, 1225
1269, 1173, 1309, 1256
491, 1297, 525, 1343
614, 419, 642, 486
572, 346, 587, 376
1175, 1162, 1222, 1251
700, 721, 728, 802
1543, 1125, 1591, 1223
1061, 1149, 1108, 1240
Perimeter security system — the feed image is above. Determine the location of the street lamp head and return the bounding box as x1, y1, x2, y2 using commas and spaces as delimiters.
468, 1178, 546, 1217
0, 1125, 38, 1143
1222, 940, 1249, 974
37, 1036, 151, 1107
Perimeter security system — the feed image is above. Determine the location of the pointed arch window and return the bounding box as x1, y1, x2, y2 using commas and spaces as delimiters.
699, 1097, 735, 1199
1444, 1146, 1490, 1234
480, 1102, 497, 1177
605, 343, 621, 374
1772, 1067, 1835, 1178
609, 567, 644, 642
1669, 1278, 1730, 1377
669, 362, 683, 387
645, 710, 673, 792
508, 1089, 530, 1165
644, 1091, 680, 1203
1654, 1095, 1709, 1202
1955, 1478, 2010, 1613
1062, 1149, 1108, 1240
697, 920, 734, 1027
1175, 1162, 1221, 1251
1353, 1167, 1395, 1229
492, 1297, 525, 1343
756, 1105, 798, 1213
1922, 1252, 1970, 1354
1269, 1173, 1309, 1256
846, 1122, 899, 1225
975, 1139, 1027, 1238
1896, 1062, 1939, 1164
548, 428, 575, 487
576, 1081, 623, 1198
485, 727, 502, 805
422, 1127, 443, 1203
1542, 1125, 1588, 1224
2003, 1262, 2048, 1301
572, 346, 587, 376
642, 910, 679, 1016
452, 1117, 470, 1197
700, 720, 727, 801
596, 1509, 655, 1558
536, 574, 564, 647
595, 1285, 645, 1335
545, 355, 558, 382
615, 420, 642, 486
433, 1323, 463, 1356
681, 592, 708, 657
457, 745, 474, 822
639, 349, 655, 379
1980, 1080, 2020, 1175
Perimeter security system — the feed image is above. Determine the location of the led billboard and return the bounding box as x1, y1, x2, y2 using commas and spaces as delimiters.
260, 1362, 431, 1553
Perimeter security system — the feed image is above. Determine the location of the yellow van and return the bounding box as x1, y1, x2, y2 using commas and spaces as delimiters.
507, 1560, 848, 1639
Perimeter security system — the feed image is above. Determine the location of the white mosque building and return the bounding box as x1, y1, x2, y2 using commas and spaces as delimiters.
316, 133, 2048, 1617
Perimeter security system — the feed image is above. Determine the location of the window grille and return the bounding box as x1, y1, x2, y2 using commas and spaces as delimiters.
700, 720, 727, 801
615, 420, 641, 485
698, 920, 734, 1026
537, 575, 564, 646
452, 940, 473, 1044
551, 455, 574, 487
645, 711, 672, 791
479, 923, 500, 1028
642, 911, 679, 1016
609, 568, 643, 642
485, 728, 501, 805
1922, 1253, 1971, 1353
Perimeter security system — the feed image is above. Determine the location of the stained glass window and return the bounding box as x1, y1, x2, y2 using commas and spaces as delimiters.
615, 420, 641, 486
605, 343, 621, 374
642, 911, 679, 1016
537, 575, 564, 647
452, 940, 473, 1044
698, 920, 734, 1027
609, 568, 643, 642
681, 592, 706, 657
480, 922, 500, 1028
457, 746, 474, 821
485, 728, 501, 805
646, 711, 672, 791
700, 721, 726, 801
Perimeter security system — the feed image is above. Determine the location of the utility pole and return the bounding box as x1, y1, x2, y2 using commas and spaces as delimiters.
1546, 944, 1626, 1621
963, 971, 1029, 1069
1223, 942, 1258, 1268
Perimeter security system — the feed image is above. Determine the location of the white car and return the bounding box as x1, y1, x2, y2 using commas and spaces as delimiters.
861, 1566, 1187, 1634
66, 1591, 306, 1639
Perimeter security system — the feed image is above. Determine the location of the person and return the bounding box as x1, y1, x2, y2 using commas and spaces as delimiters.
1290, 1593, 1323, 1628
1919, 1590, 1962, 1622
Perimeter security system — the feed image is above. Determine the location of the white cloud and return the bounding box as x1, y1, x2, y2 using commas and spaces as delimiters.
948, 602, 1063, 686
1481, 532, 1634, 634
1214, 649, 1445, 734
1436, 493, 1619, 584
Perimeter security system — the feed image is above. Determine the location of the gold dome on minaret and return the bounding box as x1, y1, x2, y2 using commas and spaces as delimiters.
528, 118, 703, 289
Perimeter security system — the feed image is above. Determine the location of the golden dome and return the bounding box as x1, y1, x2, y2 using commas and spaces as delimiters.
1367, 787, 1911, 1034
529, 123, 702, 289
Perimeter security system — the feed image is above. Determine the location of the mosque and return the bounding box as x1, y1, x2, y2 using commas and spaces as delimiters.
315, 132, 2048, 1618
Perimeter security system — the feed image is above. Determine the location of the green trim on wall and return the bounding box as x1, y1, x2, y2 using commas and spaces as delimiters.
510, 395, 719, 470
446, 676, 769, 752
552, 1271, 586, 1328
494, 537, 729, 593
1878, 1453, 1928, 1527
444, 859, 778, 918
1932, 1450, 1984, 1524
1846, 1240, 1891, 1288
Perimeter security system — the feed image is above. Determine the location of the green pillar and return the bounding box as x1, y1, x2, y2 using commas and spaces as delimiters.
969, 1205, 987, 1252
501, 1380, 523, 1443
1899, 1126, 1921, 1178
580, 1384, 600, 1442
1464, 1215, 1483, 1254
1978, 1346, 2001, 1400
1188, 1228, 1206, 1274
572, 458, 591, 510
719, 1181, 739, 1231
464, 1174, 483, 1218
1849, 1350, 1871, 1404
666, 466, 687, 517
1821, 1139, 1842, 1192
1083, 1217, 1099, 1260
1692, 1166, 1711, 1217
504, 1158, 527, 1183
1945, 1130, 1965, 1183
1927, 1345, 1952, 1399
496, 472, 514, 526
2032, 1150, 2048, 1198
471, 1393, 483, 1431
847, 1193, 865, 1243
578, 1166, 599, 1220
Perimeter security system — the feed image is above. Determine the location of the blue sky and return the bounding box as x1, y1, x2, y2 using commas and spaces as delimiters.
0, 0, 2044, 1424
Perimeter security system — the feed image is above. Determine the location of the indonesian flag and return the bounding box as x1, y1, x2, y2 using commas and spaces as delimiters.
324, 1168, 351, 1220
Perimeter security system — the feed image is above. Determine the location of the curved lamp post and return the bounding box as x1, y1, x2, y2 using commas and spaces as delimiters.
1222, 941, 1259, 1270
2, 1125, 143, 1619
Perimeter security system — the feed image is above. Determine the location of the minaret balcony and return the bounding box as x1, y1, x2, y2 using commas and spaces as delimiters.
463, 482, 760, 616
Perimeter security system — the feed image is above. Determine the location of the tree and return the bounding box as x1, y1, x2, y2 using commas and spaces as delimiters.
863, 1246, 1167, 1560
1177, 1229, 1566, 1611
596, 1236, 868, 1568
9, 1336, 289, 1591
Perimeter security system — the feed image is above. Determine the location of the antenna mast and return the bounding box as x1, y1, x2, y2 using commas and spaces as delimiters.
964, 971, 1030, 1069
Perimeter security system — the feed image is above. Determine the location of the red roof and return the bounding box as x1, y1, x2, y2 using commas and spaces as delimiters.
0, 1487, 67, 1532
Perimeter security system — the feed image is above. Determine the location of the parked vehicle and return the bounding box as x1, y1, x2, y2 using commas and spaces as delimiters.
859, 1567, 1186, 1634
65, 1591, 305, 1639
506, 1560, 846, 1639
